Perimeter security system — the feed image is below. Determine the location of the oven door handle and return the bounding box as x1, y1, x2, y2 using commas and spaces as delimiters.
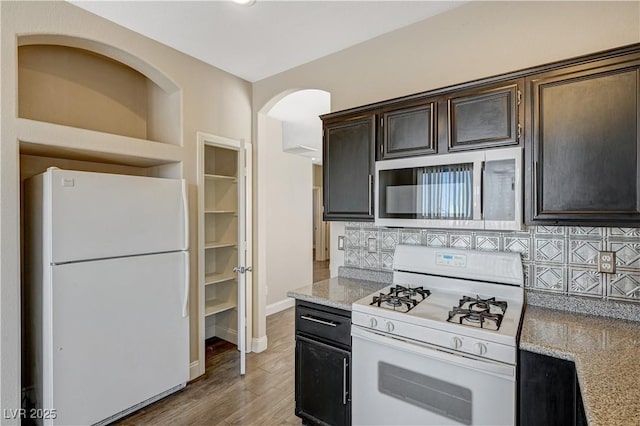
352, 326, 515, 379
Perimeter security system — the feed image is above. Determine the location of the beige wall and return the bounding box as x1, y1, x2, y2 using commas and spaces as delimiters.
253, 1, 640, 113
18, 44, 149, 140
1, 1, 251, 417
253, 1, 640, 278
261, 116, 313, 309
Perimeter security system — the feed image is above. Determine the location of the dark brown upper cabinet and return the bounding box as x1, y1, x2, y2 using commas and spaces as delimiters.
525, 54, 640, 225
321, 43, 640, 224
379, 97, 437, 160
322, 110, 376, 221
446, 80, 523, 152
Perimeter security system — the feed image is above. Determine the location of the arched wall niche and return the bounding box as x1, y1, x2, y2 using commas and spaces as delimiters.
17, 34, 182, 145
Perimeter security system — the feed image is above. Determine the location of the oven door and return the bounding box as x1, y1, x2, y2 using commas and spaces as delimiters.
351, 326, 516, 426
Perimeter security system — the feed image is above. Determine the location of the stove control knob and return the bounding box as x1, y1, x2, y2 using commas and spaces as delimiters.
475, 343, 488, 355
385, 322, 395, 332
369, 318, 378, 328
451, 337, 463, 349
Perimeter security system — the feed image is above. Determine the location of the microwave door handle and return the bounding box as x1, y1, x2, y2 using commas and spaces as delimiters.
480, 162, 485, 220
368, 174, 373, 216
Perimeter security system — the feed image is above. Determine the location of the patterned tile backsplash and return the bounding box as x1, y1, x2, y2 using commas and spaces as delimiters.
342, 223, 640, 303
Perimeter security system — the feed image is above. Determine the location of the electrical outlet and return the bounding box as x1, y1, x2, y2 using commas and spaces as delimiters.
367, 237, 377, 253
598, 251, 616, 274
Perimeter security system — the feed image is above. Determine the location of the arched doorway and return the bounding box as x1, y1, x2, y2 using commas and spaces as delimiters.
253, 88, 330, 351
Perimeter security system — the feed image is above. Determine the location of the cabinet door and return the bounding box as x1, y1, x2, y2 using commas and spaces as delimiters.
380, 98, 437, 159
519, 350, 584, 426
295, 336, 350, 426
447, 80, 522, 151
323, 112, 375, 221
526, 58, 640, 224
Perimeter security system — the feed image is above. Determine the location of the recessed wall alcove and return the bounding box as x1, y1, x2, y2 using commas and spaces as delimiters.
16, 34, 183, 176
18, 35, 181, 146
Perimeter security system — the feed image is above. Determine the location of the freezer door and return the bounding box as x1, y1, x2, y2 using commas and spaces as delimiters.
45, 252, 189, 426
43, 169, 188, 264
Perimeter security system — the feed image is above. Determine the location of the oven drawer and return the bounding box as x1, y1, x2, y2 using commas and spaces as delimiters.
295, 302, 351, 348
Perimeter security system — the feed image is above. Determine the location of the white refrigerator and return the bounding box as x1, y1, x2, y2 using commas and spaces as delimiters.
23, 168, 190, 426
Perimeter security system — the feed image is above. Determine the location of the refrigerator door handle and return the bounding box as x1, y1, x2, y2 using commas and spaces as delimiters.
181, 180, 189, 251
182, 251, 189, 318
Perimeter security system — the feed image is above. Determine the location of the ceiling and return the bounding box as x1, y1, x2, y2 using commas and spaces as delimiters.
69, 1, 463, 165
70, 1, 464, 83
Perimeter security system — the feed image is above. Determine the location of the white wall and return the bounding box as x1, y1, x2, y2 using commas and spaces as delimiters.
261, 115, 313, 313
1, 2, 251, 418
253, 1, 640, 277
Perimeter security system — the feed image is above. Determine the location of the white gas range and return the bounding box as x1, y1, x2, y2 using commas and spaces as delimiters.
351, 244, 524, 426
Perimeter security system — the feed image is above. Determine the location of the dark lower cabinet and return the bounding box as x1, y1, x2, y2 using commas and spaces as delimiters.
519, 350, 587, 426
295, 301, 351, 426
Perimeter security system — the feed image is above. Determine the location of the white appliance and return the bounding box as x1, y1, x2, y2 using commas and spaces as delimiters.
23, 168, 190, 426
375, 146, 522, 230
351, 245, 524, 426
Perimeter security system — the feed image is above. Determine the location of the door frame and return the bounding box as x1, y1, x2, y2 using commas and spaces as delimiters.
313, 186, 329, 262
195, 132, 253, 379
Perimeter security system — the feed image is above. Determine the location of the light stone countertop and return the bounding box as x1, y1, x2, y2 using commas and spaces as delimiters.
520, 305, 640, 426
287, 277, 388, 311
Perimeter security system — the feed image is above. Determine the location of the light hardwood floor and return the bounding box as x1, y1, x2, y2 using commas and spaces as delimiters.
116, 308, 299, 426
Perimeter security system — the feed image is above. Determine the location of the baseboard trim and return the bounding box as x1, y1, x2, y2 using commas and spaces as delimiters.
215, 326, 238, 345
252, 335, 268, 353
266, 298, 295, 316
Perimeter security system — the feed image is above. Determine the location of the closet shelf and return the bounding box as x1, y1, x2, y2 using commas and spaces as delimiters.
204, 241, 237, 250
204, 299, 237, 317
204, 174, 237, 182
204, 272, 237, 286
204, 210, 237, 215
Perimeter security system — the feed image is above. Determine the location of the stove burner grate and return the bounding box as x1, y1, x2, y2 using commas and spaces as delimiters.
459, 295, 507, 315
447, 307, 504, 330
369, 285, 431, 313
391, 285, 431, 300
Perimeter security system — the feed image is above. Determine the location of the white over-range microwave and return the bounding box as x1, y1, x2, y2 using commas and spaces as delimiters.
375, 147, 523, 230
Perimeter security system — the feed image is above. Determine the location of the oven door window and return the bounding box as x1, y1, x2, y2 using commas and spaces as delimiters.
378, 362, 472, 425
379, 163, 473, 220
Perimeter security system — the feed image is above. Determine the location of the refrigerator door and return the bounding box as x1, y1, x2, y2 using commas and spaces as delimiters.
43, 169, 188, 264
45, 252, 189, 425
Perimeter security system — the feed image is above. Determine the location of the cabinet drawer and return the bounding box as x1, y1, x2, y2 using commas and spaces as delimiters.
295, 304, 351, 348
